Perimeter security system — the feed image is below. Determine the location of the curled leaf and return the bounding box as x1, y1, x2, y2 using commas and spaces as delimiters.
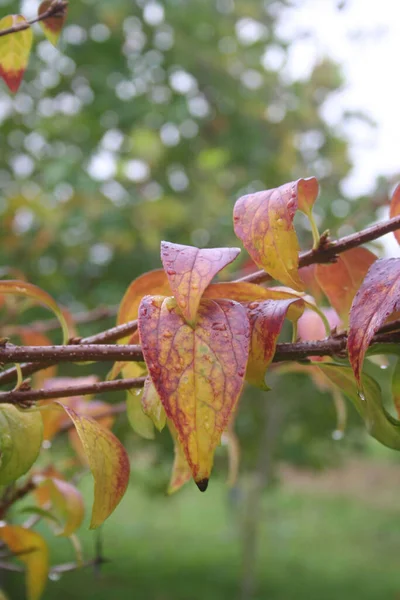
0, 280, 69, 343
139, 295, 250, 488
161, 242, 240, 324
38, 0, 67, 46
233, 179, 318, 290
348, 258, 400, 385
126, 391, 155, 440
318, 363, 400, 450
392, 358, 400, 418
58, 404, 130, 528
35, 477, 84, 537
0, 525, 48, 600
0, 15, 33, 92
141, 376, 166, 432
246, 298, 304, 389
389, 183, 400, 245
0, 405, 43, 485
315, 247, 377, 324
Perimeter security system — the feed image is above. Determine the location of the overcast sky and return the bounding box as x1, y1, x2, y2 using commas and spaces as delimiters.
279, 0, 399, 200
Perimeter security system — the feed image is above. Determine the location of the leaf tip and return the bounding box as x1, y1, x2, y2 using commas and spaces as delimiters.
195, 478, 209, 492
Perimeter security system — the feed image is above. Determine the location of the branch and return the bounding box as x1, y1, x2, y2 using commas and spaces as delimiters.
237, 214, 400, 284
0, 214, 400, 388
0, 377, 145, 404
0, 343, 143, 364
2, 330, 400, 404
0, 0, 68, 38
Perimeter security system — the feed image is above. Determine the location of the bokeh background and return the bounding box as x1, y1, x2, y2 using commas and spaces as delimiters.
1, 0, 400, 598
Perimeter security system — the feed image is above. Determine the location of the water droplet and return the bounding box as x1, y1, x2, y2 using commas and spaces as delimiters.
212, 323, 227, 331
179, 299, 187, 309
276, 218, 283, 226
49, 572, 61, 582
380, 364, 389, 370
332, 429, 344, 441
192, 283, 199, 290
42, 440, 52, 450
248, 301, 259, 310
134, 388, 141, 396
357, 390, 366, 401
163, 330, 173, 338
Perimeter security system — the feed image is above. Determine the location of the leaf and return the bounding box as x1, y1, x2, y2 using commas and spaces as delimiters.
315, 247, 377, 324
38, 0, 67, 46
141, 376, 166, 432
299, 265, 324, 303
348, 258, 400, 385
246, 298, 304, 389
126, 392, 155, 440
392, 358, 400, 418
118, 269, 171, 341
233, 179, 318, 291
389, 183, 400, 244
318, 363, 400, 450
0, 280, 69, 343
0, 405, 43, 485
298, 307, 341, 343
0, 16, 33, 93
167, 422, 192, 494
35, 477, 84, 537
58, 404, 130, 529
0, 525, 48, 600
139, 296, 250, 488
161, 242, 240, 324
203, 281, 305, 303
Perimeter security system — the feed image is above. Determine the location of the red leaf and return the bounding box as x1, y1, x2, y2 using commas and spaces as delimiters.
139, 295, 249, 487
246, 298, 304, 389
348, 258, 400, 385
38, 0, 68, 46
161, 242, 240, 324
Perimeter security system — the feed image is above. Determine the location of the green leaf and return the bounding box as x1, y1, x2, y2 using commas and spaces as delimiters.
318, 363, 400, 450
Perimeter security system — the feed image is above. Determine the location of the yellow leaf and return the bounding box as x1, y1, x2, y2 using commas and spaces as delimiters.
141, 377, 166, 432
126, 392, 155, 440
0, 525, 48, 600
0, 15, 33, 92
58, 404, 130, 528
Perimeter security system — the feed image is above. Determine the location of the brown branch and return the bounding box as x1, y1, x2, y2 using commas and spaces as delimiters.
0, 478, 35, 519
0, 0, 68, 38
237, 214, 400, 284
0, 214, 400, 388
2, 330, 400, 404
0, 344, 143, 364
0, 377, 145, 404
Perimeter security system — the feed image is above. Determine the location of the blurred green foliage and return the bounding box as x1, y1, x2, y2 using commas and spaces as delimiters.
0, 0, 356, 310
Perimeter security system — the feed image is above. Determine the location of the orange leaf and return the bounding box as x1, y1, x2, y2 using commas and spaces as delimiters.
38, 0, 67, 46
0, 280, 69, 342
35, 477, 84, 537
348, 258, 400, 385
118, 269, 171, 342
0, 16, 33, 93
233, 179, 318, 290
299, 265, 324, 303
298, 308, 341, 346
204, 281, 304, 303
245, 298, 304, 389
315, 247, 377, 324
58, 404, 130, 528
296, 177, 319, 215
139, 296, 250, 489
0, 525, 48, 600
161, 242, 240, 324
390, 183, 400, 245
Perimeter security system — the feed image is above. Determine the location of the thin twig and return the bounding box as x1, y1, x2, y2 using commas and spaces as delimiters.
0, 0, 68, 38
237, 214, 400, 284
0, 377, 145, 404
